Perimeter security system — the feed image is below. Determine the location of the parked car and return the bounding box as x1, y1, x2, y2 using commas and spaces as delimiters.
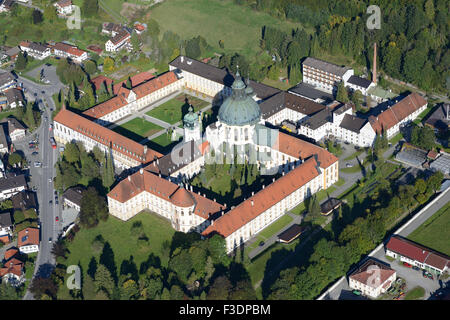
259, 241, 265, 247
403, 262, 412, 268
346, 163, 352, 168
48, 237, 52, 243
352, 290, 362, 296
34, 161, 41, 168
55, 216, 59, 222
32, 151, 38, 156
412, 266, 420, 271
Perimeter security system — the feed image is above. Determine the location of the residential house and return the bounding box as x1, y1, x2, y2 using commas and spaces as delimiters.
0, 0, 14, 13
62, 186, 83, 211
348, 258, 396, 298
19, 41, 51, 60
51, 42, 88, 63
386, 235, 450, 275
0, 72, 16, 93
105, 30, 132, 52
0, 212, 13, 244
18, 227, 39, 254
102, 22, 126, 37
54, 0, 74, 15
3, 88, 25, 109
11, 190, 37, 212
345, 75, 376, 96
0, 255, 24, 286
0, 174, 27, 201
425, 103, 450, 134
1, 117, 27, 141
0, 123, 8, 154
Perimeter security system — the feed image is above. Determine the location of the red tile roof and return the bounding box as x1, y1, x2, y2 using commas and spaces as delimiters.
108, 169, 224, 219
132, 71, 179, 99
350, 267, 395, 289
386, 235, 450, 271
3, 248, 18, 261
202, 157, 321, 238
91, 75, 114, 92
82, 95, 128, 119
17, 228, 39, 247
276, 132, 338, 168
369, 93, 427, 134
0, 257, 23, 278
53, 42, 87, 57
54, 108, 162, 163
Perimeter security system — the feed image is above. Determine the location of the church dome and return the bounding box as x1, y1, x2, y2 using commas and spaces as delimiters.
218, 70, 261, 126
183, 106, 198, 129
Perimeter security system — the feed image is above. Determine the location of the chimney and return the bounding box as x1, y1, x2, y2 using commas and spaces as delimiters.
213, 198, 216, 202
181, 56, 184, 63
282, 171, 285, 176
144, 146, 148, 154
373, 42, 377, 84
251, 191, 254, 196
128, 176, 131, 181
190, 185, 193, 192
211, 220, 214, 226
262, 184, 265, 189
139, 168, 143, 174
251, 200, 254, 206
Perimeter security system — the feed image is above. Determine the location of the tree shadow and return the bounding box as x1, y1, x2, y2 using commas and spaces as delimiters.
99, 242, 117, 283
119, 255, 139, 282
87, 256, 97, 279
139, 252, 161, 275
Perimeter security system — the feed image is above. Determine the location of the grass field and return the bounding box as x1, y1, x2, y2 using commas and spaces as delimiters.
112, 118, 164, 142
0, 110, 17, 121
404, 286, 425, 300
149, 0, 306, 57
58, 211, 175, 298
146, 94, 209, 124
407, 203, 450, 256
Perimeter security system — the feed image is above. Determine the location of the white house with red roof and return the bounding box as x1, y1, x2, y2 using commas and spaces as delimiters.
348, 258, 396, 298
386, 235, 449, 275
18, 227, 39, 254
52, 42, 88, 63
105, 30, 132, 52
54, 0, 74, 15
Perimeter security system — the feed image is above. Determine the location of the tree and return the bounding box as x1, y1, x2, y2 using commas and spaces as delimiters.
336, 82, 349, 103
29, 277, 58, 300
8, 152, 23, 167
102, 150, 115, 190
94, 264, 115, 297
79, 187, 109, 228
126, 77, 132, 89
103, 57, 115, 73
410, 125, 435, 149
427, 171, 443, 194
32, 9, 43, 24
402, 49, 427, 84
121, 279, 139, 300
0, 283, 21, 300
307, 194, 321, 218
15, 52, 27, 71
64, 143, 80, 164
83, 60, 97, 75
147, 19, 160, 38
207, 276, 232, 300
185, 37, 201, 59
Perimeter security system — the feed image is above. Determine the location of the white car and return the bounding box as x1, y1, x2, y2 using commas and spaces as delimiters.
34, 161, 41, 168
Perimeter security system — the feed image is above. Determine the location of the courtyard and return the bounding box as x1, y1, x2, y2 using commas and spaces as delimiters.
112, 117, 164, 142
145, 93, 210, 125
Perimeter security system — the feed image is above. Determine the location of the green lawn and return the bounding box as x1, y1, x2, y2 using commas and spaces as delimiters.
407, 203, 450, 256
389, 132, 404, 145
404, 286, 425, 300
149, 0, 307, 58
112, 118, 164, 142
290, 186, 337, 216
146, 94, 209, 125
258, 214, 294, 240
0, 110, 17, 121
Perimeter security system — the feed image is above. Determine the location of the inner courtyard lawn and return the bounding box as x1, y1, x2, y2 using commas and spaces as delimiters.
146, 94, 209, 125
112, 118, 164, 142
407, 203, 450, 256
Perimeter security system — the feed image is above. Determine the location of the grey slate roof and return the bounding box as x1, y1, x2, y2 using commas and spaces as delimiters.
0, 72, 16, 87
150, 140, 203, 177
0, 175, 27, 192
169, 56, 280, 100
4, 88, 24, 105
259, 91, 325, 120
302, 107, 332, 130
339, 114, 368, 133
62, 187, 84, 207
425, 104, 450, 131
347, 75, 372, 89
11, 190, 37, 211
303, 57, 352, 77
0, 123, 8, 149
0, 117, 27, 133
288, 82, 334, 103
0, 212, 12, 228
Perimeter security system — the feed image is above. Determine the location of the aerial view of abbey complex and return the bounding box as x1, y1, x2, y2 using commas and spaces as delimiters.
0, 0, 448, 310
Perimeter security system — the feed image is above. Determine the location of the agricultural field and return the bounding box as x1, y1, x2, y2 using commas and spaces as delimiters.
149, 0, 306, 57
112, 117, 164, 142
408, 203, 450, 256
146, 94, 209, 124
